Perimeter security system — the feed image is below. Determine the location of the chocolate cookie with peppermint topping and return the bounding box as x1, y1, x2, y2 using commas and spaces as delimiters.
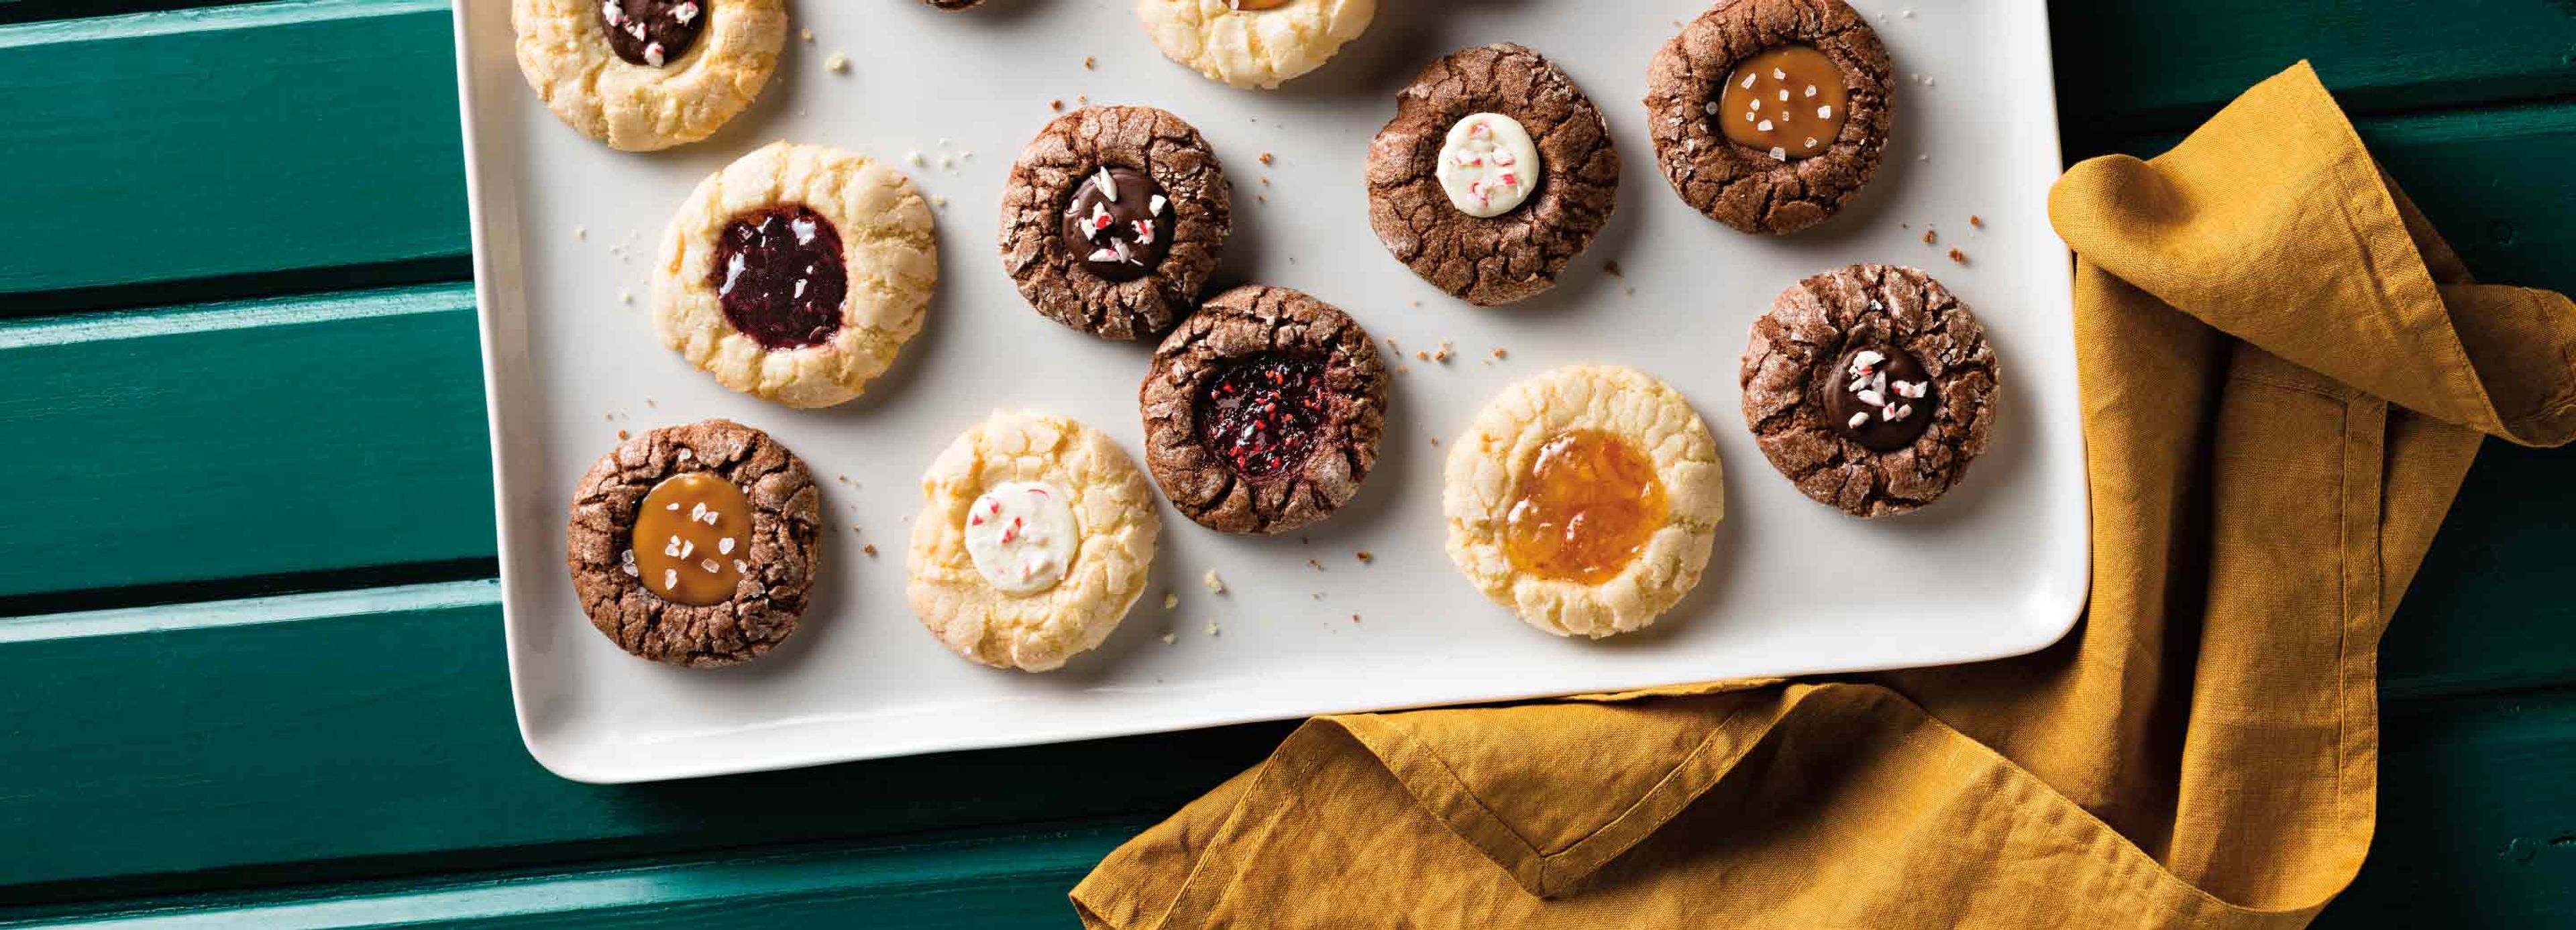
1000, 105, 1232, 341
1364, 44, 1619, 306
1140, 285, 1389, 535
1739, 264, 1998, 518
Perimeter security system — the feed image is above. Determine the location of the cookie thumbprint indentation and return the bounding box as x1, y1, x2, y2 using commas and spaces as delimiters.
1197, 354, 1328, 479
630, 471, 751, 605
598, 0, 708, 68
711, 205, 847, 350
1061, 166, 1174, 284
1720, 45, 1849, 160
1503, 429, 1669, 585
1825, 343, 1935, 451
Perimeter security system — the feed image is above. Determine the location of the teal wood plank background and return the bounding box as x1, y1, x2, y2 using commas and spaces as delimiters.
0, 285, 494, 601
2, 0, 2573, 926
0, 0, 464, 298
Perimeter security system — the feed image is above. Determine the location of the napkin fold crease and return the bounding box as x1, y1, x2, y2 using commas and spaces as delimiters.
1074, 62, 2576, 929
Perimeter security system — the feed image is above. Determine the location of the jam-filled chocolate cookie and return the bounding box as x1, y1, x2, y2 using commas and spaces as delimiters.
906, 410, 1162, 673
1444, 365, 1726, 638
1000, 106, 1232, 341
566, 419, 821, 666
1740, 264, 1998, 518
653, 141, 938, 408
1645, 0, 1894, 235
1136, 0, 1377, 90
1366, 44, 1620, 306
1140, 285, 1389, 536
511, 0, 787, 152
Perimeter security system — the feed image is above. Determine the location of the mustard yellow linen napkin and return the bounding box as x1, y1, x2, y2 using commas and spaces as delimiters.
1073, 62, 2576, 928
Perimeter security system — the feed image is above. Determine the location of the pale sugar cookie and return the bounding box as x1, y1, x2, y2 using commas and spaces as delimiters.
907, 410, 1162, 672
1135, 0, 1376, 90
511, 0, 788, 151
1444, 365, 1726, 638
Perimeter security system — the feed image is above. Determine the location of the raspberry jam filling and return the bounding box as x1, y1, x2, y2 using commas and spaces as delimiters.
597, 0, 708, 68
1196, 354, 1330, 479
709, 205, 847, 351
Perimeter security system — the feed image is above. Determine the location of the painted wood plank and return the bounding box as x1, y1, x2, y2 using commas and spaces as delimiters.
0, 284, 495, 601
0, 583, 1286, 900
2051, 0, 2576, 135
0, 825, 1130, 928
4, 687, 2572, 926
0, 0, 464, 297
0, 576, 2555, 905
2320, 689, 2576, 925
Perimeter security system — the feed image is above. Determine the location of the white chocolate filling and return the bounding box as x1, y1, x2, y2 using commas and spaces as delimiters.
1435, 113, 1542, 219
963, 481, 1081, 595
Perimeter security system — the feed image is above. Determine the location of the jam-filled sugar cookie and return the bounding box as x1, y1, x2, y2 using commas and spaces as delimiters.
1444, 365, 1725, 638
653, 141, 938, 408
906, 410, 1161, 673
511, 0, 787, 151
1136, 0, 1376, 90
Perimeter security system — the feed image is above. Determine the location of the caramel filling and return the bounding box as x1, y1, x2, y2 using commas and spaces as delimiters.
1503, 430, 1669, 585
1719, 45, 1850, 160
631, 472, 751, 606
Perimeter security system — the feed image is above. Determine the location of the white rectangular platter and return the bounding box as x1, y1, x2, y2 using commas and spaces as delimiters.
456, 0, 2086, 783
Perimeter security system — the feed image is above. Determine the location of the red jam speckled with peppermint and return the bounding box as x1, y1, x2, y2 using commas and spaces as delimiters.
1195, 354, 1330, 479
710, 205, 847, 351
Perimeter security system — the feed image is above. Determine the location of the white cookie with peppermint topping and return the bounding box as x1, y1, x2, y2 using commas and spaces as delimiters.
906, 410, 1162, 673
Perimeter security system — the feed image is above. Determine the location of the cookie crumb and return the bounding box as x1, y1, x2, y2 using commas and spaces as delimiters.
1351, 614, 1362, 624
825, 53, 849, 72
1162, 591, 1179, 610
1050, 99, 1065, 111
1415, 351, 1430, 361
800, 27, 813, 42
1602, 260, 1623, 278
1969, 215, 1984, 228
1259, 176, 1271, 186
618, 290, 632, 304
575, 225, 588, 240
1307, 558, 1326, 572
1429, 437, 1441, 447
931, 195, 948, 209
1947, 247, 1968, 265
862, 544, 878, 557
1492, 347, 1507, 359
906, 151, 924, 167
1258, 152, 1275, 166
1161, 632, 1176, 644
1921, 229, 1937, 245
617, 429, 631, 440
1083, 56, 1096, 70
1396, 365, 1411, 374
1076, 94, 1089, 106
1256, 194, 1267, 205
1205, 620, 1220, 637
1355, 550, 1374, 564
1203, 570, 1226, 594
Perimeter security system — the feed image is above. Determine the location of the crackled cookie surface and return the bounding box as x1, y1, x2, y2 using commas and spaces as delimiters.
1001, 106, 1231, 341
566, 419, 821, 667
1741, 264, 1998, 518
1136, 0, 1376, 90
511, 0, 786, 151
1645, 0, 1893, 235
1142, 285, 1388, 535
1366, 44, 1620, 306
907, 410, 1161, 672
654, 141, 938, 408
1444, 365, 1725, 638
